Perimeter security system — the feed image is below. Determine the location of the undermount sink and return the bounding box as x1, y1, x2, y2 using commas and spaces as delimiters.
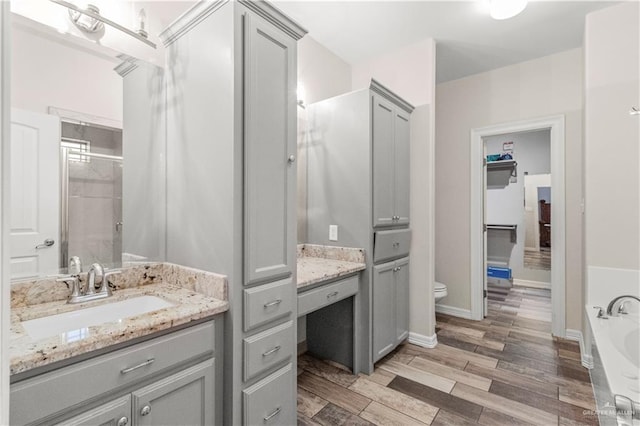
21, 295, 174, 341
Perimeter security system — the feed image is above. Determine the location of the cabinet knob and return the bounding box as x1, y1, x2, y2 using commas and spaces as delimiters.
117, 417, 129, 426
140, 405, 151, 416
288, 154, 296, 163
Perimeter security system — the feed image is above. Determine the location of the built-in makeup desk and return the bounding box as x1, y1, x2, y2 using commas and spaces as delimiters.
296, 244, 365, 372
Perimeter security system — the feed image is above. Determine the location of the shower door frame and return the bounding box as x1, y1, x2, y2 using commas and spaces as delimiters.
60, 146, 123, 269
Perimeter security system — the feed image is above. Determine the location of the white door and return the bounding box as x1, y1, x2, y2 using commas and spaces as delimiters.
10, 109, 60, 280
482, 146, 488, 316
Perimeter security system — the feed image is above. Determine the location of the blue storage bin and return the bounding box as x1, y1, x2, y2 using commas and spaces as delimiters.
487, 266, 511, 279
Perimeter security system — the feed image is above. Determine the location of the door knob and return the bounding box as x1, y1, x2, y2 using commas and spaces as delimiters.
288, 154, 296, 163
35, 238, 55, 249
140, 405, 151, 416
117, 417, 129, 426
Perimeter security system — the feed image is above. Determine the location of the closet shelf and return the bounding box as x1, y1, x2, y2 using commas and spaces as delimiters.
487, 224, 517, 243
486, 159, 517, 188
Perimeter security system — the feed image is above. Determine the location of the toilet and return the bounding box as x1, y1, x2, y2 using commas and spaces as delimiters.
434, 281, 448, 303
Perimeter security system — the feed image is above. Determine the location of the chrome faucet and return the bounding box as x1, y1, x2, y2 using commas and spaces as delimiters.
58, 259, 121, 304
606, 295, 640, 317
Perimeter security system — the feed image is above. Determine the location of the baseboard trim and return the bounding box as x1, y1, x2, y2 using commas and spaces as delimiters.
408, 332, 437, 348
565, 328, 594, 369
435, 304, 473, 319
513, 278, 551, 289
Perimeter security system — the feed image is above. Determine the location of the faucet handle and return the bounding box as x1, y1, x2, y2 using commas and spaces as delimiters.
68, 256, 82, 275
593, 306, 608, 319
100, 269, 122, 294
57, 275, 81, 298
617, 301, 630, 315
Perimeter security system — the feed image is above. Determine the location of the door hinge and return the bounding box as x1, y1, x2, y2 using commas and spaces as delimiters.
483, 223, 487, 232
483, 158, 487, 167
483, 289, 487, 298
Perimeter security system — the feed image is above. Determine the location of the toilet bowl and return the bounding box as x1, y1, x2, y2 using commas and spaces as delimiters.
434, 281, 448, 303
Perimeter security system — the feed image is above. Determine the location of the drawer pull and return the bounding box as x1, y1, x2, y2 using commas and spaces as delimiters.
262, 345, 281, 357
117, 416, 129, 426
263, 406, 281, 422
140, 405, 151, 416
264, 299, 282, 308
326, 291, 339, 298
120, 358, 155, 374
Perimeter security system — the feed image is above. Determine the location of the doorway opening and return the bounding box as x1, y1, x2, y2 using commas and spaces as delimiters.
470, 115, 566, 337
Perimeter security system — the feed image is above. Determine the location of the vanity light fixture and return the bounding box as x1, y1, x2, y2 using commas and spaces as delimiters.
49, 0, 156, 48
137, 8, 148, 39
489, 0, 528, 20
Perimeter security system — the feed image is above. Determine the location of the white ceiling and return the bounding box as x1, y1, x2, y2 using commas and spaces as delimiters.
272, 0, 618, 83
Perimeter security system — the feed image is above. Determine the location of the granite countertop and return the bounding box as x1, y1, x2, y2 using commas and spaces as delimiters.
10, 263, 229, 375
297, 244, 366, 291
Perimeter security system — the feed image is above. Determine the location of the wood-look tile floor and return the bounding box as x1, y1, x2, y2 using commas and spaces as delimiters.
524, 248, 552, 270
297, 285, 598, 426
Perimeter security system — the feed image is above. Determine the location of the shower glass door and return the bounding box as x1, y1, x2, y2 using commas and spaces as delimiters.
61, 146, 123, 270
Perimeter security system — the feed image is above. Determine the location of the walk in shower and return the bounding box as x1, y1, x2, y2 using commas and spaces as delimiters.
60, 121, 123, 270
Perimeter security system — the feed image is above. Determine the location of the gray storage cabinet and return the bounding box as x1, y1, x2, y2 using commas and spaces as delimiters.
307, 80, 414, 373
160, 2, 306, 424
372, 94, 411, 228
372, 257, 410, 360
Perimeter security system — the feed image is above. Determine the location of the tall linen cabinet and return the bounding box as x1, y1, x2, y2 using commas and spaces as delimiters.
306, 80, 414, 373
161, 2, 306, 424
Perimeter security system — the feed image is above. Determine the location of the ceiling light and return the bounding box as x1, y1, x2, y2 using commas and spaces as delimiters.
489, 0, 527, 20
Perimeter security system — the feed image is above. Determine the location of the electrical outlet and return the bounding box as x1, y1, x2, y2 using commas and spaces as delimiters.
329, 225, 338, 241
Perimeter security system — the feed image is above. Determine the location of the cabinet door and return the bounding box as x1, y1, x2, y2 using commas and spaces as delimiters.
132, 359, 214, 426
372, 95, 396, 228
393, 110, 410, 225
243, 13, 296, 285
395, 257, 410, 344
54, 395, 131, 426
372, 261, 396, 360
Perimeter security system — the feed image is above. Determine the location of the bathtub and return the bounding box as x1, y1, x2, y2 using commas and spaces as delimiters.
586, 305, 640, 426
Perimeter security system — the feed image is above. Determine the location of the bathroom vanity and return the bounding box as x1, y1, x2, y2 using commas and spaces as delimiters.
9, 264, 228, 425
296, 245, 366, 371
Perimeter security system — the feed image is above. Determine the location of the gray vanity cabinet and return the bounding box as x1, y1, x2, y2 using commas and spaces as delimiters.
12, 320, 221, 426
132, 359, 214, 426
57, 360, 214, 426
160, 2, 306, 424
243, 12, 296, 287
372, 257, 410, 361
54, 395, 131, 426
307, 80, 413, 373
372, 95, 411, 228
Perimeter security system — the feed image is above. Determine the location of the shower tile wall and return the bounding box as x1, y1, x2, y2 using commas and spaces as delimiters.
62, 123, 123, 268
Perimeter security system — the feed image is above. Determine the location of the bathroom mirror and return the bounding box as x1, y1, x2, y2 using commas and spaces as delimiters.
9, 13, 166, 281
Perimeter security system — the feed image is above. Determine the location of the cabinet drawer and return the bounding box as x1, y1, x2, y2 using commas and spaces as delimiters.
244, 278, 293, 331
298, 275, 359, 316
244, 321, 293, 381
374, 229, 411, 263
243, 363, 294, 426
11, 321, 215, 425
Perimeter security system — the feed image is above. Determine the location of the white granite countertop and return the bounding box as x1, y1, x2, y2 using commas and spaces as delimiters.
297, 244, 366, 291
10, 263, 228, 375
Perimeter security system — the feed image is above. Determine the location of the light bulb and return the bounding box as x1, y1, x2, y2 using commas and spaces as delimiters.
137, 8, 148, 38
489, 0, 527, 20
